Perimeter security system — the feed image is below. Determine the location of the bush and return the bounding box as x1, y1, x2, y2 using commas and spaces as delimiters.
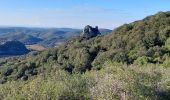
162, 57, 170, 67
0, 63, 170, 99
134, 56, 149, 66
165, 37, 170, 50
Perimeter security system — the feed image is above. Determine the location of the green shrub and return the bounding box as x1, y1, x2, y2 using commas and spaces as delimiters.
162, 57, 170, 67
165, 37, 170, 50
134, 56, 149, 66
0, 63, 170, 99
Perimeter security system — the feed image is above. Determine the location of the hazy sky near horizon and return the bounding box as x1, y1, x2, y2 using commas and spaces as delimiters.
0, 0, 170, 29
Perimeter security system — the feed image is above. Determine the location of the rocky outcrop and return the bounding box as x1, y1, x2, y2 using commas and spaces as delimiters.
0, 41, 29, 55
81, 25, 101, 38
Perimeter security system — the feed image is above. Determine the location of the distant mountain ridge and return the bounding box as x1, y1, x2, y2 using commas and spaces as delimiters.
0, 33, 42, 45
0, 27, 111, 47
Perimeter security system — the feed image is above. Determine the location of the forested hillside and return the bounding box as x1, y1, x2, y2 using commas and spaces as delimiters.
0, 11, 170, 99
0, 41, 29, 55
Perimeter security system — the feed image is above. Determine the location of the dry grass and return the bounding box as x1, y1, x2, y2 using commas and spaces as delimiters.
26, 44, 46, 51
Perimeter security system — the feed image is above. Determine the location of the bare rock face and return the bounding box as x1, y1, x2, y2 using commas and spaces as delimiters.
81, 25, 101, 38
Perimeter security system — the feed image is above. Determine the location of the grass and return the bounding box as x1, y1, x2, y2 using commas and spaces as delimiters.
26, 44, 46, 51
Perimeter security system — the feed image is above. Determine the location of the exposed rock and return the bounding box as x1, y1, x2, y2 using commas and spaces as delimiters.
21, 75, 28, 81
81, 25, 101, 38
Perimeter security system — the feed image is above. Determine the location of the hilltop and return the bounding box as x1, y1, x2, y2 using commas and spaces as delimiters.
0, 41, 29, 56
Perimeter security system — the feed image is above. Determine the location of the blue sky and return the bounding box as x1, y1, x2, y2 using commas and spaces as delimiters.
0, 0, 170, 29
